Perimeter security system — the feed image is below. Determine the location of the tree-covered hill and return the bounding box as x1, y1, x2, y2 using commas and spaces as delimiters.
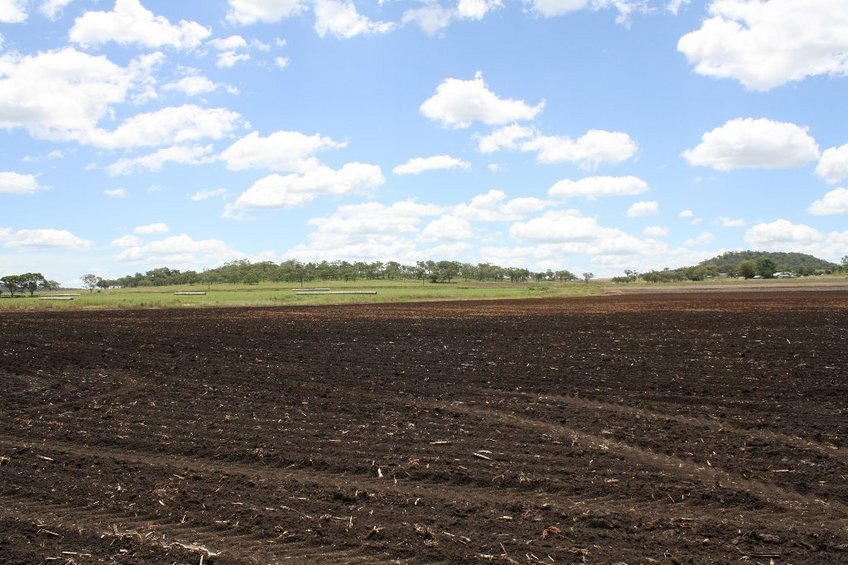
638, 251, 842, 282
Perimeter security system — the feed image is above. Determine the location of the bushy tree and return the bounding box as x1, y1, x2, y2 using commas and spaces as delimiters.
756, 257, 777, 279
736, 260, 757, 279
81, 273, 101, 292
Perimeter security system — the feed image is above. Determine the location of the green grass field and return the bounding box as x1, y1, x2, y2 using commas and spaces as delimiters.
0, 279, 601, 310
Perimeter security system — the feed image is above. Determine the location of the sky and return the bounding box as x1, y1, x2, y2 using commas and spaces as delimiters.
1, 0, 847, 285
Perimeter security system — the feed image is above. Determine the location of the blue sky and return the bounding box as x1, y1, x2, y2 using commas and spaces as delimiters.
1, 0, 847, 285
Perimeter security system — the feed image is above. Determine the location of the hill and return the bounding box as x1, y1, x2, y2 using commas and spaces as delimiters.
639, 251, 840, 283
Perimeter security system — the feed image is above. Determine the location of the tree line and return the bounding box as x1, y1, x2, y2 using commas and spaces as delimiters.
79, 260, 581, 290
0, 273, 60, 297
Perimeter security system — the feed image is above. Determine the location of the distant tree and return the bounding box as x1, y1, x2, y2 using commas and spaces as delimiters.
842, 255, 848, 271
555, 270, 577, 283
20, 273, 46, 296
582, 272, 594, 284
96, 278, 112, 290
81, 273, 101, 293
756, 257, 777, 279
736, 260, 757, 279
1, 275, 23, 297
40, 279, 61, 292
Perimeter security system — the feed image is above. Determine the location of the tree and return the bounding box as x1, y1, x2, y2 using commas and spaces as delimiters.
842, 255, 848, 271
81, 273, 101, 293
19, 273, 46, 296
736, 260, 757, 279
582, 272, 594, 284
756, 257, 777, 279
1, 275, 23, 297
40, 279, 60, 292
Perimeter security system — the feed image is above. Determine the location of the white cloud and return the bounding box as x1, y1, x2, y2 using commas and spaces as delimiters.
549, 175, 647, 199
393, 155, 471, 175
666, 0, 690, 14
684, 232, 715, 246
287, 200, 442, 262
816, 143, 848, 184
526, 0, 590, 17
742, 220, 848, 260
226, 0, 306, 25
5, 228, 91, 250
457, 0, 503, 20
88, 105, 244, 150
274, 56, 290, 69
0, 48, 162, 144
476, 124, 536, 153
163, 69, 236, 97
69, 0, 210, 50
452, 189, 549, 222
420, 215, 473, 241
40, 0, 73, 20
233, 163, 385, 209
111, 234, 141, 247
522, 129, 638, 168
219, 130, 345, 172
107, 144, 214, 176
0, 0, 27, 23
716, 216, 746, 227
191, 188, 228, 201
134, 222, 170, 234
420, 71, 544, 129
0, 171, 40, 194
103, 188, 126, 198
210, 35, 251, 68
678, 0, 848, 90
808, 187, 848, 215
643, 225, 669, 237
314, 0, 395, 39
627, 200, 658, 217
682, 118, 819, 170
679, 209, 695, 217
115, 233, 250, 268
402, 4, 453, 35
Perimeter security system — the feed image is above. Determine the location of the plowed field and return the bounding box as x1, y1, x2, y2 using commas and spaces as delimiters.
1, 290, 847, 563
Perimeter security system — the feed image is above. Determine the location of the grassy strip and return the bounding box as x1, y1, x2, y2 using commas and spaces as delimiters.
0, 279, 599, 310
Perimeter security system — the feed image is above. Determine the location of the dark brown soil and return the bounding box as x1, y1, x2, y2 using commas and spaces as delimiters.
1, 290, 847, 564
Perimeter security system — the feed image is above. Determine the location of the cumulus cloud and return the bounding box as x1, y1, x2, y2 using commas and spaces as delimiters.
226, 0, 306, 25
666, 0, 690, 14
742, 220, 848, 260
134, 222, 170, 234
452, 189, 549, 222
526, 0, 590, 17
0, 0, 27, 23
808, 187, 848, 215
0, 171, 41, 194
457, 0, 503, 20
682, 118, 819, 170
679, 209, 695, 218
232, 163, 385, 209
716, 216, 746, 227
4, 228, 91, 249
103, 188, 126, 198
219, 130, 345, 172
393, 155, 471, 175
107, 144, 214, 176
627, 200, 658, 217
110, 234, 141, 247
526, 130, 638, 168
643, 225, 669, 237
816, 143, 848, 184
678, 0, 848, 90
191, 188, 228, 201
549, 175, 647, 199
287, 200, 442, 262
402, 4, 453, 35
115, 233, 250, 268
684, 232, 715, 246
526, 0, 649, 24
69, 0, 210, 50
477, 124, 638, 168
420, 215, 473, 241
314, 0, 395, 39
163, 69, 236, 97
0, 48, 163, 144
87, 105, 244, 150
420, 71, 544, 129
209, 35, 251, 68
40, 0, 73, 20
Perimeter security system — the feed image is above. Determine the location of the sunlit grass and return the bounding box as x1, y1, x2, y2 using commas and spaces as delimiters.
0, 279, 600, 310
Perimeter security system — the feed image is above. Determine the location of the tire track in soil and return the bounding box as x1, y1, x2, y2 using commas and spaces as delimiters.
492, 388, 848, 465
431, 400, 848, 525
2, 431, 846, 539
0, 493, 397, 564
